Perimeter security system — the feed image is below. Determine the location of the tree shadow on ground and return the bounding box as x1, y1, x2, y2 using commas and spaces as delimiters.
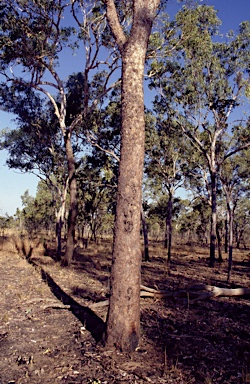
19, 238, 250, 382
29, 260, 106, 343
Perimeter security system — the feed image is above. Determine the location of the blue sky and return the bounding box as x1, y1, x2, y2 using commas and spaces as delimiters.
0, 0, 249, 216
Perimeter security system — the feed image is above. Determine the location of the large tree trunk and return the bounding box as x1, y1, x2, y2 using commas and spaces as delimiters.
104, 0, 159, 352
62, 133, 78, 266
209, 170, 217, 267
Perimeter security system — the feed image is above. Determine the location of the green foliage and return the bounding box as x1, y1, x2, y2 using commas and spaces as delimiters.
149, 5, 250, 156
176, 198, 210, 244
77, 159, 115, 239
0, 84, 66, 177
234, 195, 250, 246
145, 107, 190, 203
148, 4, 250, 238
0, 0, 75, 82
0, 215, 15, 234
148, 195, 181, 221
20, 183, 55, 233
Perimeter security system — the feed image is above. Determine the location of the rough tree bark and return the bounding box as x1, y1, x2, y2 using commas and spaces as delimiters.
104, 0, 160, 352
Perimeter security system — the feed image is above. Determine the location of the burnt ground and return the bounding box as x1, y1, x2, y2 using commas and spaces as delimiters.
0, 235, 250, 384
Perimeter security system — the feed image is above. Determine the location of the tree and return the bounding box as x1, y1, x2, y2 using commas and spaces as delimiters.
220, 149, 250, 281
145, 114, 188, 261
0, 214, 14, 235
150, 5, 250, 267
103, 0, 160, 352
0, 84, 71, 258
182, 147, 225, 258
234, 195, 250, 249
20, 183, 55, 235
87, 94, 152, 260
76, 157, 116, 242
0, 0, 119, 265
0, 0, 78, 263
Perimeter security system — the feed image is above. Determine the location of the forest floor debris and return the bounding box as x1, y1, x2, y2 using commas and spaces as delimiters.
0, 236, 250, 383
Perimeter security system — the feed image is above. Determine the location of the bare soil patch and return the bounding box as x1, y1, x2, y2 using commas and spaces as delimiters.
0, 236, 250, 383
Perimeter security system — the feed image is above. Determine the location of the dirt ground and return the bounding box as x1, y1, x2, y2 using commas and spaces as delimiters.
0, 236, 250, 384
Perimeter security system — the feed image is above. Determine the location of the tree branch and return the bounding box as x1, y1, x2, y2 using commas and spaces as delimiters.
222, 142, 250, 163
103, 0, 127, 51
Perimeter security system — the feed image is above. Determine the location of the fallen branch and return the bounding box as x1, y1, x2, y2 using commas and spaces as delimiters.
41, 304, 71, 310
89, 300, 109, 308
140, 284, 173, 299
140, 284, 166, 293
189, 285, 250, 302
89, 284, 250, 308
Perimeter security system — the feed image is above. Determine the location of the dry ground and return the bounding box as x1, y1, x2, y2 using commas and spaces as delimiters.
0, 235, 250, 383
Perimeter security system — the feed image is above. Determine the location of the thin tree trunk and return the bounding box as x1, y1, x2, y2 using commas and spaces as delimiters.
56, 214, 62, 260
168, 196, 173, 263
216, 223, 223, 262
164, 194, 173, 263
92, 222, 97, 242
227, 207, 233, 282
236, 228, 244, 249
224, 215, 228, 253
104, 0, 160, 352
55, 182, 68, 260
209, 171, 217, 267
62, 134, 78, 266
141, 206, 149, 262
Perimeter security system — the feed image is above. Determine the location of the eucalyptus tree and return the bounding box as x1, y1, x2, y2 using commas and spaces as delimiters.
220, 147, 250, 281
0, 0, 78, 264
0, 215, 14, 235
103, 0, 161, 352
87, 81, 153, 261
0, 0, 119, 265
150, 5, 250, 267
234, 195, 250, 249
20, 182, 55, 235
175, 198, 211, 245
182, 145, 226, 259
145, 115, 188, 261
77, 157, 116, 241
192, 199, 211, 246
0, 83, 74, 258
